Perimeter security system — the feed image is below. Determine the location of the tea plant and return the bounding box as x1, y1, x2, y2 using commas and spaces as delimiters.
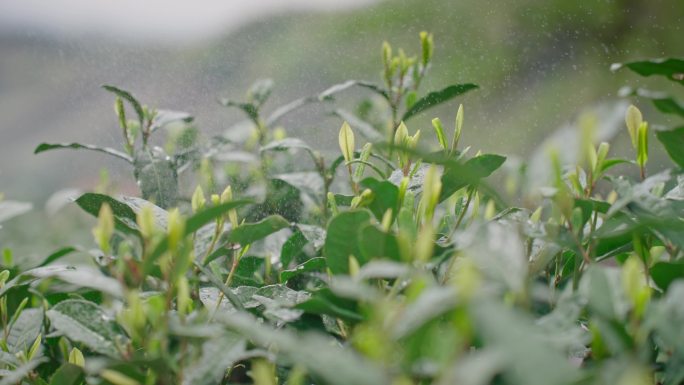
1, 34, 684, 385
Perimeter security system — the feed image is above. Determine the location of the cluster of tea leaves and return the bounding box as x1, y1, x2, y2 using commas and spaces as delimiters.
1, 34, 684, 385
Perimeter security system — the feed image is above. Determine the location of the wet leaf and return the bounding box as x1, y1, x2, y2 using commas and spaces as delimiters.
402, 83, 478, 121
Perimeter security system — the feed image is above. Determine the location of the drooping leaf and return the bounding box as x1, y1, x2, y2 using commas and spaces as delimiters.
228, 215, 290, 245
281, 257, 326, 282
656, 126, 684, 168
102, 84, 145, 126
402, 83, 478, 121
47, 300, 128, 358
324, 210, 372, 274
34, 142, 134, 163
318, 80, 389, 101
150, 109, 193, 133
35, 246, 79, 268
611, 58, 684, 85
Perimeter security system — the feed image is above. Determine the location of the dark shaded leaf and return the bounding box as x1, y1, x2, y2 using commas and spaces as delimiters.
102, 84, 145, 126
402, 83, 478, 121
439, 154, 506, 202
49, 364, 85, 385
358, 223, 401, 262
34, 142, 133, 163
656, 126, 684, 168
651, 262, 684, 291
228, 215, 290, 245
611, 58, 684, 85
281, 257, 326, 282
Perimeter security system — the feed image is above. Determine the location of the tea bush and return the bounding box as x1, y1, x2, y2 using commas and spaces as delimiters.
1, 33, 684, 385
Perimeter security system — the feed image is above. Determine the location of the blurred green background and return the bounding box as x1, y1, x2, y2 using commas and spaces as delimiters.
0, 0, 683, 260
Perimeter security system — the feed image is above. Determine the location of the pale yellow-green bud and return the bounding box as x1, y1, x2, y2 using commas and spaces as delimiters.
450, 256, 481, 300
191, 185, 205, 213
68, 347, 85, 367
338, 121, 355, 163
394, 121, 409, 146
101, 369, 141, 385
414, 223, 435, 263
93, 203, 114, 254
453, 104, 464, 152
625, 105, 642, 149
114, 97, 126, 129
621, 255, 651, 318
273, 127, 287, 141
381, 209, 393, 231
419, 165, 441, 222
136, 204, 155, 239
176, 276, 191, 316
27, 334, 41, 360
419, 31, 433, 66
348, 255, 360, 277
251, 359, 277, 385
211, 194, 220, 206
221, 185, 239, 229
637, 121, 649, 167
431, 118, 447, 150
483, 199, 496, 220
327, 192, 339, 216
382, 41, 392, 69
167, 208, 185, 250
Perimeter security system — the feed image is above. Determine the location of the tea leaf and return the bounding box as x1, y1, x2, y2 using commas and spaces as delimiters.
402, 83, 478, 121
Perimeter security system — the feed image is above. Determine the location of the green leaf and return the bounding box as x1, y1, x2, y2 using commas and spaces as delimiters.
296, 288, 364, 323
324, 210, 372, 274
182, 332, 246, 385
102, 84, 145, 126
439, 154, 506, 202
656, 126, 684, 168
651, 262, 684, 291
76, 193, 139, 236
7, 309, 43, 354
281, 257, 326, 282
34, 142, 133, 163
611, 58, 684, 85
35, 246, 78, 268
402, 83, 478, 122
134, 151, 178, 209
272, 172, 324, 204
228, 215, 290, 245
150, 109, 193, 133
318, 80, 389, 101
219, 99, 259, 125
358, 223, 401, 262
49, 364, 85, 385
47, 300, 128, 358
